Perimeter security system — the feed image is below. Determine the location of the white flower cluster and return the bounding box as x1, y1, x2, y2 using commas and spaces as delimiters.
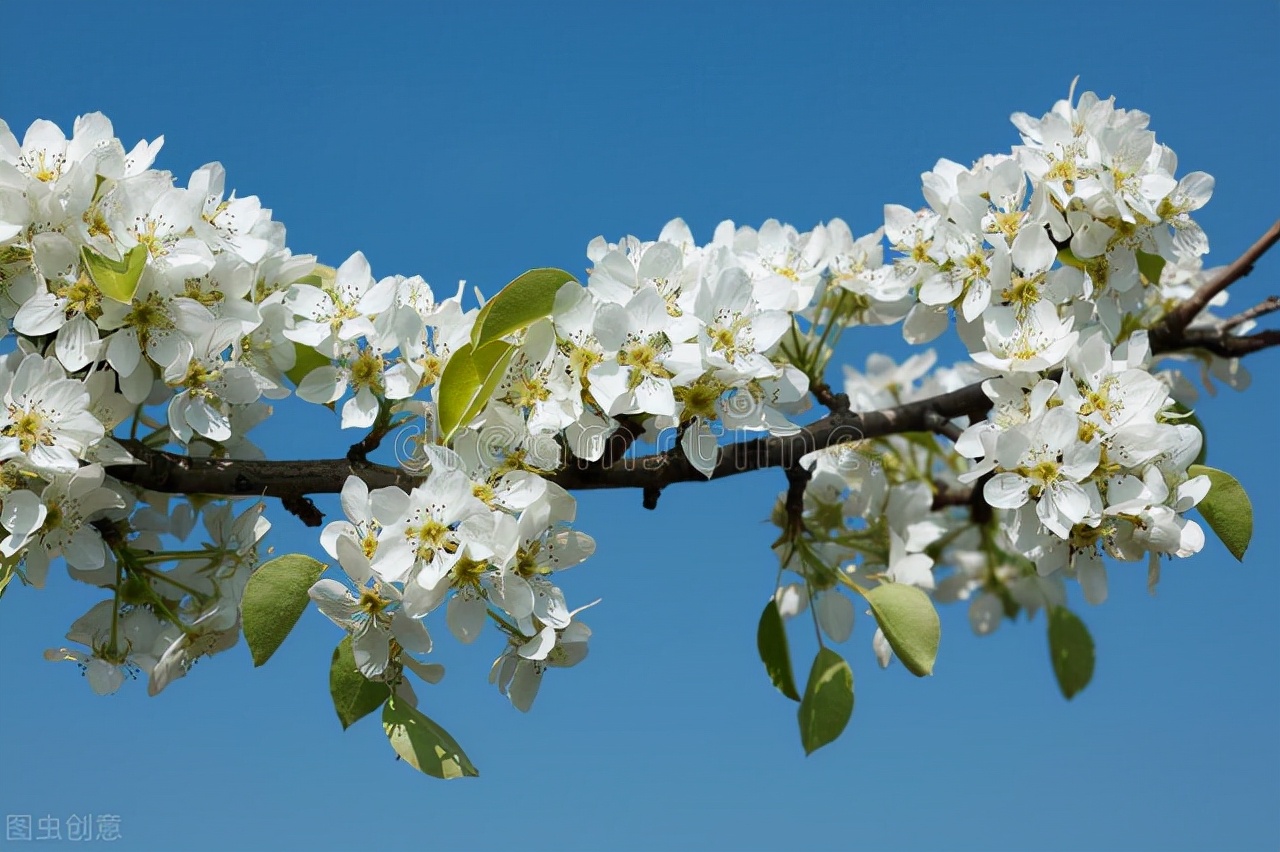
0, 110, 897, 710
553, 215, 900, 472
0, 84, 1247, 721
772, 83, 1236, 663
0, 114, 289, 693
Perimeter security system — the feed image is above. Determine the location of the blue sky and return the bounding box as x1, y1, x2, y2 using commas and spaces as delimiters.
1, 2, 1277, 850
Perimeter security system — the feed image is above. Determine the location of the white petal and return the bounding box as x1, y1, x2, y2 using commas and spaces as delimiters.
352, 623, 390, 677
681, 418, 719, 478
446, 592, 486, 644
391, 609, 433, 654
508, 660, 543, 712
518, 625, 557, 661
873, 627, 892, 668
968, 593, 1003, 636
1075, 549, 1108, 605
775, 583, 809, 619
984, 474, 1031, 509
815, 592, 854, 643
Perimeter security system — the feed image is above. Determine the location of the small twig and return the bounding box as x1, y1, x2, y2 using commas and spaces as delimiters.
1149, 219, 1280, 348
1222, 295, 1280, 330
968, 471, 994, 525
782, 464, 812, 540
347, 405, 393, 464
930, 484, 973, 510
811, 383, 851, 414
598, 415, 644, 467
281, 495, 325, 527
1171, 328, 1280, 358
642, 486, 662, 511
923, 410, 963, 442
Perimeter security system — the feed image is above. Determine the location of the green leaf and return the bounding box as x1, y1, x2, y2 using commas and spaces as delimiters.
285, 342, 332, 388
471, 268, 576, 350
241, 553, 327, 667
756, 599, 800, 701
863, 583, 940, 676
1047, 606, 1094, 700
1189, 464, 1253, 561
382, 697, 479, 779
797, 648, 854, 755
1056, 247, 1086, 271
293, 262, 336, 289
1136, 250, 1167, 287
329, 636, 391, 729
435, 341, 516, 442
81, 244, 148, 303
436, 343, 482, 442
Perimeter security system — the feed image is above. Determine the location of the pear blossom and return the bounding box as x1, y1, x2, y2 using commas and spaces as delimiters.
0, 352, 105, 473
489, 606, 594, 712
309, 536, 433, 678
284, 250, 395, 355
981, 407, 1101, 539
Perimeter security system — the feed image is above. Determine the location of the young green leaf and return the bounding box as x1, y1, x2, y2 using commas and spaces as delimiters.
471, 268, 576, 351
1189, 464, 1253, 561
1047, 606, 1094, 700
81, 244, 148, 303
435, 341, 516, 442
1056, 247, 1086, 271
241, 553, 327, 667
383, 698, 480, 779
862, 583, 940, 676
797, 648, 854, 755
292, 262, 336, 289
329, 636, 391, 729
436, 342, 482, 442
285, 342, 332, 388
465, 343, 516, 425
1136, 250, 1167, 287
756, 599, 800, 701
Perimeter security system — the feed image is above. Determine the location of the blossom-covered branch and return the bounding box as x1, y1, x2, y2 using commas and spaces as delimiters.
107, 252, 1276, 511
2, 84, 1272, 773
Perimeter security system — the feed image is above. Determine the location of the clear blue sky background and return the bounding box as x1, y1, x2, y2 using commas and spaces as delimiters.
1, 2, 1277, 850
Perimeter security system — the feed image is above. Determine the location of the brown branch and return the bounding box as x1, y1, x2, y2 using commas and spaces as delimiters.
923, 411, 963, 442
930, 483, 973, 510
104, 221, 1280, 517
1148, 219, 1280, 350
782, 464, 812, 540
1222, 295, 1280, 330
811, 383, 851, 414
106, 383, 995, 501
599, 414, 644, 466
1166, 328, 1280, 358
108, 441, 425, 518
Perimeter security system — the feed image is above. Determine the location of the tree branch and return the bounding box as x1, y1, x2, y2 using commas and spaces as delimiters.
104, 220, 1280, 524
1222, 295, 1280, 330
1148, 219, 1280, 350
